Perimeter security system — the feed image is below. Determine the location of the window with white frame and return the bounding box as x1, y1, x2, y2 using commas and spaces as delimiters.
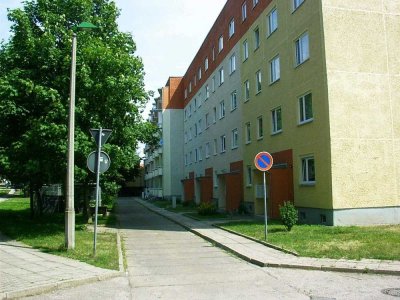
194, 148, 198, 163
205, 57, 209, 70
194, 98, 197, 111
243, 40, 249, 61
254, 27, 260, 49
205, 142, 210, 158
213, 138, 218, 155
189, 127, 192, 140
253, 0, 259, 8
198, 93, 202, 107
219, 100, 225, 119
231, 90, 237, 111
299, 93, 313, 123
189, 104, 192, 116
270, 55, 280, 83
257, 116, 263, 138
245, 122, 251, 143
189, 81, 192, 93
198, 68, 202, 80
184, 89, 187, 99
219, 67, 224, 85
301, 156, 315, 184
212, 76, 216, 92
189, 151, 192, 164
206, 113, 210, 128
220, 135, 226, 153
295, 32, 309, 66
293, 0, 304, 11
212, 46, 215, 61
229, 54, 236, 74
244, 80, 250, 101
246, 166, 253, 185
213, 107, 217, 123
199, 146, 203, 161
194, 123, 198, 137
206, 84, 210, 99
184, 109, 187, 121
232, 128, 238, 149
184, 154, 188, 166
271, 107, 282, 134
213, 171, 218, 187
198, 119, 202, 134
229, 18, 235, 38
242, 2, 247, 21
268, 8, 278, 35
218, 35, 224, 53
256, 70, 262, 93
194, 75, 197, 87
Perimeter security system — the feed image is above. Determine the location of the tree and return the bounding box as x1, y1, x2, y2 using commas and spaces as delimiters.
0, 0, 158, 215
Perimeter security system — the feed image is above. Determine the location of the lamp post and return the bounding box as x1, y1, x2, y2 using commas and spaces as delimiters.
66, 22, 97, 250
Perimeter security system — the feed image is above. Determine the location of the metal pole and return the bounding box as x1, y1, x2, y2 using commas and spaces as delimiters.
263, 171, 267, 240
65, 33, 77, 250
93, 128, 102, 256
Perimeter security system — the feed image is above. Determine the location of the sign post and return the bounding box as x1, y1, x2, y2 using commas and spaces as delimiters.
88, 128, 112, 256
254, 152, 273, 240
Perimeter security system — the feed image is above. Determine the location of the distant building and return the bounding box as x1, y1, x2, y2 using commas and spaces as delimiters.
145, 0, 400, 225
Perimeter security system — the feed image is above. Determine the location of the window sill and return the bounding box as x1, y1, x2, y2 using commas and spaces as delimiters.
244, 98, 250, 103
269, 78, 280, 86
245, 141, 251, 145
255, 90, 262, 95
246, 184, 252, 188
243, 57, 248, 63
254, 46, 260, 52
295, 57, 310, 69
230, 70, 236, 76
292, 1, 305, 13
231, 146, 238, 150
271, 130, 282, 136
267, 28, 277, 38
300, 182, 315, 187
220, 150, 226, 154
231, 107, 237, 112
298, 118, 313, 126
257, 136, 264, 141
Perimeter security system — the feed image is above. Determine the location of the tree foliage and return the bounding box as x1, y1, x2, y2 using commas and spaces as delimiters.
0, 0, 158, 208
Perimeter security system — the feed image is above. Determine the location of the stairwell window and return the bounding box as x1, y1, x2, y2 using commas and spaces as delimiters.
231, 91, 237, 111
229, 18, 235, 38
205, 57, 209, 71
295, 32, 309, 66
219, 101, 225, 119
254, 27, 260, 50
220, 135, 226, 153
299, 93, 313, 124
246, 166, 253, 186
271, 107, 282, 134
245, 122, 251, 144
256, 70, 262, 93
257, 116, 263, 139
232, 128, 238, 149
218, 35, 224, 53
219, 67, 224, 86
242, 2, 247, 21
229, 54, 236, 74
243, 40, 249, 61
206, 84, 210, 99
244, 80, 250, 101
253, 0, 259, 8
205, 142, 210, 158
301, 156, 315, 184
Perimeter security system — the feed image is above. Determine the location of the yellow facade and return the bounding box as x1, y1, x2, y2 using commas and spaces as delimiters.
241, 0, 400, 222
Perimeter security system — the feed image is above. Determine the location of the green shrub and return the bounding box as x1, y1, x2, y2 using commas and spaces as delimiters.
197, 202, 217, 216
279, 201, 298, 232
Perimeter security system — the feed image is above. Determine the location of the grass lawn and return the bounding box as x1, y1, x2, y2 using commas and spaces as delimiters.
0, 188, 11, 196
219, 220, 400, 261
0, 197, 119, 270
184, 212, 229, 220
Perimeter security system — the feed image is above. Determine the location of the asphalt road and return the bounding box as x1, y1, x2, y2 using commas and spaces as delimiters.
24, 199, 400, 300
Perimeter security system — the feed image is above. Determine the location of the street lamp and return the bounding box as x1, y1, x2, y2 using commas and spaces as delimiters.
66, 21, 97, 250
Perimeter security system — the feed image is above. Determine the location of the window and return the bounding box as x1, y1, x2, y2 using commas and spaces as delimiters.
232, 129, 238, 149
184, 131, 188, 143
205, 57, 209, 70
205, 142, 210, 158
198, 119, 202, 134
212, 76, 216, 92
206, 113, 210, 128
243, 40, 249, 61
229, 54, 236, 74
254, 27, 260, 49
253, 0, 259, 8
220, 135, 226, 153
257, 116, 263, 138
199, 146, 203, 161
198, 68, 202, 80
256, 70, 262, 93
271, 107, 282, 134
219, 67, 224, 85
184, 89, 187, 99
299, 93, 313, 123
219, 101, 225, 119
246, 166, 253, 185
189, 127, 192, 140
295, 32, 309, 65
245, 122, 251, 143
213, 171, 218, 187
213, 107, 217, 123
231, 91, 237, 111
244, 80, 250, 101
206, 85, 210, 99
229, 18, 235, 38
242, 2, 247, 21
270, 55, 280, 83
195, 148, 198, 163
189, 104, 192, 116
189, 151, 193, 164
184, 154, 188, 166
213, 139, 218, 155
189, 81, 192, 93
212, 46, 215, 61
218, 35, 224, 53
184, 109, 187, 121
301, 156, 315, 184
194, 75, 197, 87
194, 98, 197, 111
268, 8, 278, 35
194, 123, 198, 137
198, 94, 202, 107
293, 0, 305, 11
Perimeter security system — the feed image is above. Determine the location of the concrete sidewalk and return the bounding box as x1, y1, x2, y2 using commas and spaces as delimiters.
0, 232, 122, 299
136, 198, 400, 276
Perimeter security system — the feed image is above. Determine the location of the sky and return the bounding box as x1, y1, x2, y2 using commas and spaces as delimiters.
0, 0, 227, 109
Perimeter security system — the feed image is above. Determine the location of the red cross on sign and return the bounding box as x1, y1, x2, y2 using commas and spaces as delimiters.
254, 152, 273, 172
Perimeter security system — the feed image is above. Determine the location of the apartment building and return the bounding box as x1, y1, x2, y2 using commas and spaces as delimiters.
147, 0, 400, 225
